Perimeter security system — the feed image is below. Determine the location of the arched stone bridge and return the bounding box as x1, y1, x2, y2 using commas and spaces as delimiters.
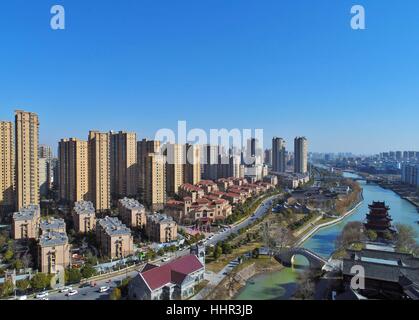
274, 247, 328, 269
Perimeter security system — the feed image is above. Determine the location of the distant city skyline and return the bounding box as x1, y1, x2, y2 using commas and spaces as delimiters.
1, 1, 419, 154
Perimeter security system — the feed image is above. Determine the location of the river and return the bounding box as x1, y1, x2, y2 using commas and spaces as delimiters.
235, 172, 419, 300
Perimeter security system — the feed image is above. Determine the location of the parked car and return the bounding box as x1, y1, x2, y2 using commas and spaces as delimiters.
66, 289, 78, 296
36, 291, 49, 299
162, 257, 170, 262
59, 286, 72, 293
99, 286, 110, 293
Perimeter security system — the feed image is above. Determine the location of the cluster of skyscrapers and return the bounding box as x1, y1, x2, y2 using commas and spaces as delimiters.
1, 110, 309, 220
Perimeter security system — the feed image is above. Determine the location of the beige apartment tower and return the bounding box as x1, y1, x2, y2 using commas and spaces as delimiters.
88, 131, 111, 211
96, 216, 134, 259
184, 144, 201, 185
110, 131, 137, 198
166, 144, 185, 195
38, 232, 71, 274
0, 121, 15, 217
145, 153, 166, 211
58, 138, 89, 203
137, 139, 161, 200
72, 200, 96, 233
15, 110, 39, 210
294, 136, 308, 174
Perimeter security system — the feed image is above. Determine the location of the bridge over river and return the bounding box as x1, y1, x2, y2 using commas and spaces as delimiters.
274, 247, 328, 269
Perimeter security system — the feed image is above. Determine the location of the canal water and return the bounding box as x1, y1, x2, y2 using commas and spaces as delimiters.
235, 172, 419, 300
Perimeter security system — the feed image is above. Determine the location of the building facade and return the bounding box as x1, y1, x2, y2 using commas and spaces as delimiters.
137, 139, 161, 201
15, 110, 39, 210
110, 131, 137, 199
184, 144, 201, 185
58, 138, 89, 204
165, 144, 185, 196
96, 216, 134, 259
118, 197, 146, 229
144, 153, 167, 211
294, 136, 308, 174
12, 204, 41, 240
72, 200, 96, 233
146, 213, 178, 243
88, 131, 111, 211
38, 232, 70, 275
0, 121, 15, 218
272, 137, 286, 173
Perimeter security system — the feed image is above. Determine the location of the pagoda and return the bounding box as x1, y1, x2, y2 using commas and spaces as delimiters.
364, 201, 396, 236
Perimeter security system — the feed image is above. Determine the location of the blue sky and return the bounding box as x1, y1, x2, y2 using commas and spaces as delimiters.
1, 0, 419, 154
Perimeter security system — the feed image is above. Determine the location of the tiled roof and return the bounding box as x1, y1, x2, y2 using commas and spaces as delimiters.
141, 254, 204, 290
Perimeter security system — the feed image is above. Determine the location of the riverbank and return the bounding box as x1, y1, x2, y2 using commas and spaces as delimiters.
295, 194, 364, 247
205, 256, 283, 300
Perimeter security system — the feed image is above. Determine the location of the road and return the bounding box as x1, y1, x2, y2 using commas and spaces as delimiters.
31, 194, 279, 301
206, 194, 278, 246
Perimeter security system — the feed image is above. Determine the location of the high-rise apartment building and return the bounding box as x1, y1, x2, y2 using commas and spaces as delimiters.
184, 144, 201, 185
58, 138, 89, 203
39, 145, 53, 160
202, 145, 219, 180
15, 110, 39, 210
110, 131, 137, 199
0, 121, 15, 218
144, 153, 166, 211
39, 157, 49, 197
294, 137, 308, 174
88, 131, 110, 211
137, 139, 161, 201
272, 137, 286, 173
165, 144, 185, 195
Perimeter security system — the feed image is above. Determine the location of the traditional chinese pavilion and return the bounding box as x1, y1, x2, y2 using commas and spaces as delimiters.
364, 201, 396, 235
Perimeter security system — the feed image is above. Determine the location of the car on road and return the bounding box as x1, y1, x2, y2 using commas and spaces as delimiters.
66, 289, 78, 296
162, 257, 170, 262
36, 291, 49, 299
17, 295, 27, 300
59, 286, 72, 293
99, 286, 110, 293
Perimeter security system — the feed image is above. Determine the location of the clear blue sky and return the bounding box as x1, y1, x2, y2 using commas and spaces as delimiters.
1, 0, 419, 154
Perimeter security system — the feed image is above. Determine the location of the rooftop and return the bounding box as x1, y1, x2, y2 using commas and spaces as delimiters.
39, 231, 68, 247
97, 216, 131, 236
13, 204, 40, 221
119, 197, 145, 211
40, 218, 66, 231
140, 254, 204, 290
74, 201, 95, 215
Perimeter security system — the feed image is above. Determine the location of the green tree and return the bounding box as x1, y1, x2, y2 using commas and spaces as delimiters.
65, 268, 82, 285
16, 279, 31, 292
3, 249, 14, 262
213, 245, 222, 260
221, 242, 232, 255
395, 224, 418, 254
157, 248, 165, 256
81, 264, 97, 279
366, 230, 378, 242
13, 259, 24, 270
0, 280, 14, 298
109, 287, 121, 300
30, 273, 51, 291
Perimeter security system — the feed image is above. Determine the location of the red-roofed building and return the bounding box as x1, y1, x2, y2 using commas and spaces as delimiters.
128, 252, 205, 300
165, 195, 232, 225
